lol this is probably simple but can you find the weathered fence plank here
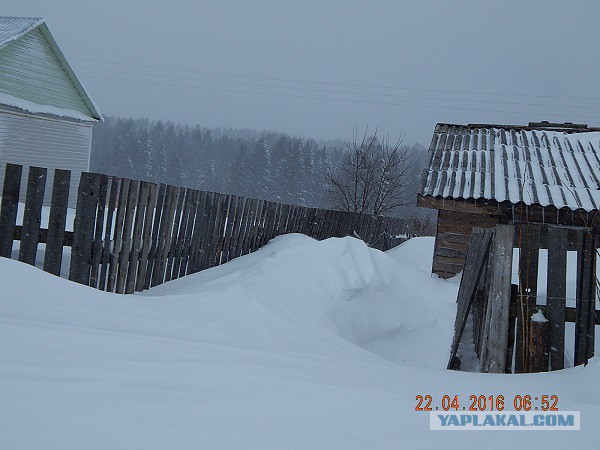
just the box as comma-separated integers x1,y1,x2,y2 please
89,174,108,288
69,172,101,285
516,224,540,373
575,230,596,366
18,166,47,265
145,183,166,290
546,226,567,370
126,181,150,294
107,178,130,292
43,169,71,276
135,182,159,292
480,224,515,373
0,164,23,258
165,188,186,281
98,178,119,290
447,228,493,369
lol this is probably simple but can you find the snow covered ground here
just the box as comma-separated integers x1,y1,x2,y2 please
1,234,599,448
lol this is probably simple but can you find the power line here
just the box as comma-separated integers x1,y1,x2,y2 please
72,56,600,102
73,65,600,111
80,73,600,121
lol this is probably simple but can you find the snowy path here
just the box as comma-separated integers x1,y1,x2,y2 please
1,235,600,448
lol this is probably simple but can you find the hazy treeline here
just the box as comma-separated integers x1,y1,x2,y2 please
90,116,435,233
91,116,334,206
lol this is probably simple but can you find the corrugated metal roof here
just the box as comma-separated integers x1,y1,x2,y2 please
419,123,600,212
0,16,102,121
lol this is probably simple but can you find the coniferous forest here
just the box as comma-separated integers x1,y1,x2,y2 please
90,116,433,232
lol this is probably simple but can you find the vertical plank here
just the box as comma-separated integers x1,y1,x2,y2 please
145,183,166,289
198,192,217,270
0,163,23,258
126,181,150,294
229,195,247,261
575,229,596,366
242,198,258,256
480,224,515,373
106,179,130,292
165,188,186,281
69,172,101,285
187,190,208,273
212,194,229,266
98,178,119,290
19,166,47,265
135,182,159,292
43,169,71,276
89,174,109,287
447,227,494,369
172,188,193,279
152,185,178,287
221,195,238,264
178,189,199,277
515,224,540,373
546,226,567,370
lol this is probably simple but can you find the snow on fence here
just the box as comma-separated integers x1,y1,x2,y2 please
448,223,598,373
0,163,408,293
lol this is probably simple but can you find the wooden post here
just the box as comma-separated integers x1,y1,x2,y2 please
515,224,540,373
18,166,47,265
69,172,101,285
528,311,550,373
480,224,515,374
447,228,493,369
89,174,109,288
98,178,119,290
0,163,23,258
43,169,71,276
575,229,596,366
135,182,159,292
546,226,567,370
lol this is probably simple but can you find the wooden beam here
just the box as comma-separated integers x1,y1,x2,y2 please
417,195,502,215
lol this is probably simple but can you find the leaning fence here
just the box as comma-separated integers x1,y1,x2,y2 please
0,163,409,294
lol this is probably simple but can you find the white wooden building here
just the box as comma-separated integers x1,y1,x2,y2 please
0,16,102,205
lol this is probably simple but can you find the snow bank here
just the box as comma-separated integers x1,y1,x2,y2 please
1,234,599,448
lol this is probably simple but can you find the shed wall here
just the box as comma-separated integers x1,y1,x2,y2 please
432,209,500,278
0,109,92,206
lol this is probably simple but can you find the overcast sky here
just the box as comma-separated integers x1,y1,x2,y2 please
5,1,600,144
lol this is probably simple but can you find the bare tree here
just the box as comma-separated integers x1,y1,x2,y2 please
326,129,416,216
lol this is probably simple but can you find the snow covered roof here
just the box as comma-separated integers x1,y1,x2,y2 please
419,123,600,212
0,16,102,121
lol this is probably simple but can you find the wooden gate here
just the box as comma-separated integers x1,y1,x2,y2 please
448,223,597,373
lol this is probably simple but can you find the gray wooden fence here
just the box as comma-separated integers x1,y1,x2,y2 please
448,223,598,373
0,163,409,294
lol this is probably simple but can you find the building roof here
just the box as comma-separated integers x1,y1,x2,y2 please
0,16,102,121
419,122,600,212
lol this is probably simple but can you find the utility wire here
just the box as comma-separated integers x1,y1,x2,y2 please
80,73,600,121
72,56,600,102
73,65,600,111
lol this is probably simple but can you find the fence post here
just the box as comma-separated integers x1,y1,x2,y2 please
69,172,101,285
528,311,550,372
43,169,71,276
0,164,23,258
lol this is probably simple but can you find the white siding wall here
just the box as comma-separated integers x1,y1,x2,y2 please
0,28,92,118
0,109,92,206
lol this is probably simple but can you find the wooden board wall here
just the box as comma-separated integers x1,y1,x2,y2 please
433,209,500,278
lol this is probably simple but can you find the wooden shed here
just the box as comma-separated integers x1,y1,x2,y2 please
0,17,102,205
417,122,600,278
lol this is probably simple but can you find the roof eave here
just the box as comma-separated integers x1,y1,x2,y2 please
37,22,103,121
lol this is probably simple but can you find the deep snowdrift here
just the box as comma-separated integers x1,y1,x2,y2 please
1,234,599,448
